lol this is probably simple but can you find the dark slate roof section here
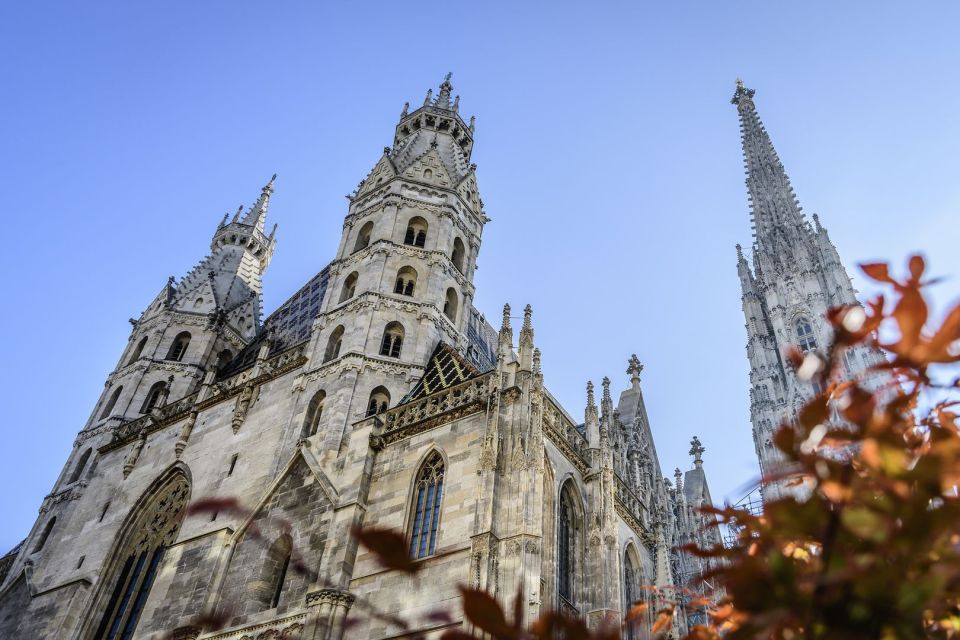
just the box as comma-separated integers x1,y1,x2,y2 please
400,341,481,405
465,306,498,372
217,268,329,380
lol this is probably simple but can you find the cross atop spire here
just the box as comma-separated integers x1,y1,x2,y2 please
731,78,756,106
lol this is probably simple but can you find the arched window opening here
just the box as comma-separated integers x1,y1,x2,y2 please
451,237,466,273
404,216,428,248
353,221,374,253
141,381,167,414
128,337,148,365
69,448,92,484
339,272,359,303
366,386,391,417
100,386,123,420
302,390,326,438
324,326,345,363
558,481,582,610
443,288,459,323
394,266,417,297
623,549,643,640
91,472,189,640
409,451,444,559
796,318,818,352
215,349,233,371
423,168,433,179
166,332,191,362
379,322,404,358
264,535,292,609
33,517,56,553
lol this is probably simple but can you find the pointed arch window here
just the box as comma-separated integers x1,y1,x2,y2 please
558,481,582,609
128,337,148,365
69,448,92,484
302,390,326,438
623,549,643,640
263,534,292,609
100,386,123,420
91,472,188,640
451,237,466,273
379,322,404,358
795,318,818,352
366,386,390,417
353,221,374,253
33,517,56,553
140,381,167,414
324,326,344,363
394,266,417,297
404,216,428,248
409,452,444,559
166,332,191,362
339,272,359,303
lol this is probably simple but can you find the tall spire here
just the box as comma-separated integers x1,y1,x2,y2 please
241,174,276,233
732,80,807,250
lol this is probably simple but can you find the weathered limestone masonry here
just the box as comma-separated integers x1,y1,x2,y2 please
732,80,887,502
0,76,721,639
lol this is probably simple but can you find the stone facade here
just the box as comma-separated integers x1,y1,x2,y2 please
732,80,886,502
0,76,720,639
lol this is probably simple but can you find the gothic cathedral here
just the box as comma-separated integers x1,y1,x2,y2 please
0,75,876,639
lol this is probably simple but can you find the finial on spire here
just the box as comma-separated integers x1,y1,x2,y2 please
241,174,276,232
423,88,433,106
453,95,460,113
602,376,612,405
219,212,229,228
812,213,822,232
521,304,533,333
627,354,643,386
501,303,511,332
533,348,541,375
587,380,596,407
674,467,683,487
435,73,454,108
731,78,756,106
736,243,744,261
689,436,705,466
401,101,409,117
469,115,476,132
232,206,242,223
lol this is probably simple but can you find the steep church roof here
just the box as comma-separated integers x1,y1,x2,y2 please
400,341,481,404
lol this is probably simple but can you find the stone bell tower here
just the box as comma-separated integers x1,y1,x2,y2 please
731,80,884,501
299,73,489,459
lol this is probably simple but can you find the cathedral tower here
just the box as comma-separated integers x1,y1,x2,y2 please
732,80,881,501
298,73,487,460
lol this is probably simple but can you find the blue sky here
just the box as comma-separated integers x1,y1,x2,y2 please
1,2,959,551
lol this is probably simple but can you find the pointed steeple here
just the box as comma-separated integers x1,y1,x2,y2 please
626,354,643,391
736,243,754,291
241,174,276,233
732,80,808,250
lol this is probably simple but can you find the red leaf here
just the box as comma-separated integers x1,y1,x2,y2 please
861,262,894,283
458,586,515,639
351,526,419,575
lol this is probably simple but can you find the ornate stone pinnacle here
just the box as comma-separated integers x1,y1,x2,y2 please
521,304,533,333
736,243,744,261
627,354,643,382
401,101,409,117
501,303,511,331
423,88,432,106
689,436,705,464
453,95,460,113
443,71,452,84
601,376,612,404
586,381,595,407
731,78,756,105
533,348,541,374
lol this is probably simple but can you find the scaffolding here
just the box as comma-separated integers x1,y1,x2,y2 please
722,486,764,548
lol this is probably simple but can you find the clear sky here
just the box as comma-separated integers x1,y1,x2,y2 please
1,2,959,552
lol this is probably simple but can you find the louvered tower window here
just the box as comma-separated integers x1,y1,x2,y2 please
409,452,444,559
